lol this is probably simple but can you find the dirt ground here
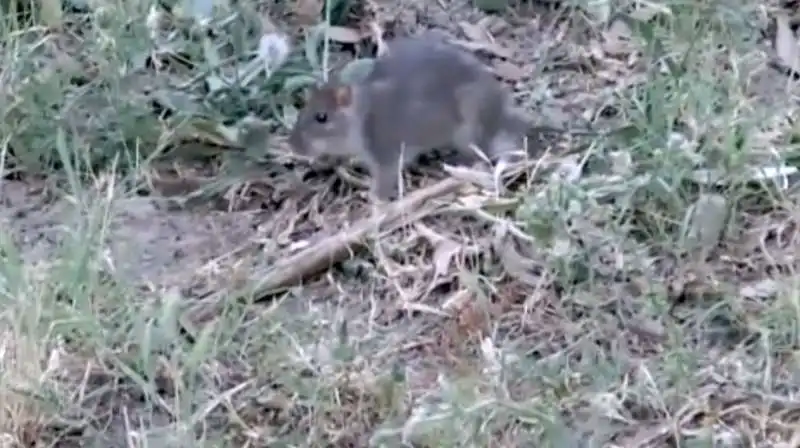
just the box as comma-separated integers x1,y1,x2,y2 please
3,0,800,446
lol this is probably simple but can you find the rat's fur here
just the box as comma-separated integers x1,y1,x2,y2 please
288,36,529,200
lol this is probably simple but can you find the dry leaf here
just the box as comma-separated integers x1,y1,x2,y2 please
443,164,494,189
415,223,462,279
479,337,518,376
492,59,525,81
259,11,280,34
459,21,491,43
40,0,63,27
584,0,611,23
259,33,292,75
602,19,634,56
629,3,670,21
682,193,728,252
292,0,321,25
441,288,473,312
740,278,780,300
775,13,800,73
477,16,508,34
472,0,508,13
366,21,388,56
608,151,633,175
326,26,363,44
432,239,461,279
456,300,487,338
403,302,450,317
450,38,513,60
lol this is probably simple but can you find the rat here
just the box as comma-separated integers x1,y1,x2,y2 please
288,35,554,201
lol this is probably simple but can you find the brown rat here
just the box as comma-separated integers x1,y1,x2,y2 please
288,36,534,200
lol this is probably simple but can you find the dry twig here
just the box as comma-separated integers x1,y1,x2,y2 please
252,177,464,295
180,177,465,335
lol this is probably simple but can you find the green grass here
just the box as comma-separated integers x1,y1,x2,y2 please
0,0,798,446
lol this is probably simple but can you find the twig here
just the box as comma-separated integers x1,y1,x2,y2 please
179,178,465,336
252,177,463,295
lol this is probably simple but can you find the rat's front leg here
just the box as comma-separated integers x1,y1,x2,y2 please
364,135,409,201
370,163,401,201
362,150,401,202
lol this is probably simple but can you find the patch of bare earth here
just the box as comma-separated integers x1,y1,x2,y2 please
2,0,800,446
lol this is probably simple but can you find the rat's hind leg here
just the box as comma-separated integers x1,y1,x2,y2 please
451,84,500,164
451,122,488,164
485,130,524,162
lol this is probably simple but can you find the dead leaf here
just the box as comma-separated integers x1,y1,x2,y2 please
457,300,487,338
459,21,491,43
740,278,781,300
602,19,634,56
492,59,525,81
326,26,363,44
775,13,800,73
626,320,667,342
292,0,321,25
415,223,462,279
365,21,388,56
40,0,63,28
608,151,633,175
450,38,513,60
433,239,461,279
472,0,508,13
403,301,450,317
583,0,611,23
259,11,280,34
477,16,508,34
145,173,205,197
441,288,472,312
495,238,542,287
183,119,240,147
259,33,292,74
443,164,494,190
629,3,670,21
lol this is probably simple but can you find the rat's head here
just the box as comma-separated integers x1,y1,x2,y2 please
288,82,361,158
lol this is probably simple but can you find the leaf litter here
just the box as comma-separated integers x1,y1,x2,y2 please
2,0,800,446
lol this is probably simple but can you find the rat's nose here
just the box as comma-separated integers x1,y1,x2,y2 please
287,128,306,154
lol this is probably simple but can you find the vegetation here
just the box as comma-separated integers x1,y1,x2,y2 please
0,0,798,445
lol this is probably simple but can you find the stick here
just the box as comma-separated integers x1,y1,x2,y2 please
255,177,463,295
180,178,464,334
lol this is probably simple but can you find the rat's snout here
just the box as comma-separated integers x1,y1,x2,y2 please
288,128,329,159
287,127,309,155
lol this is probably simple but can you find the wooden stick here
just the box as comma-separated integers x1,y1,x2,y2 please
180,178,464,335
252,177,464,295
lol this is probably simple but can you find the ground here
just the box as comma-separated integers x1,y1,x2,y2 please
1,0,799,446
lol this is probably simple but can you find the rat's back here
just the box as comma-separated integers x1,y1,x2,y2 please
361,36,505,146
365,36,495,96
358,35,518,161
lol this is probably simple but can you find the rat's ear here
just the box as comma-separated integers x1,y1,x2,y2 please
332,85,353,107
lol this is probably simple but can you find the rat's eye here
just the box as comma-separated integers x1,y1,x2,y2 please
314,112,328,123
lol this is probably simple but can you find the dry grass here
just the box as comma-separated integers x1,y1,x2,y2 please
0,0,799,446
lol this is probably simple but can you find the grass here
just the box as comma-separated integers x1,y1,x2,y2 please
0,0,799,446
